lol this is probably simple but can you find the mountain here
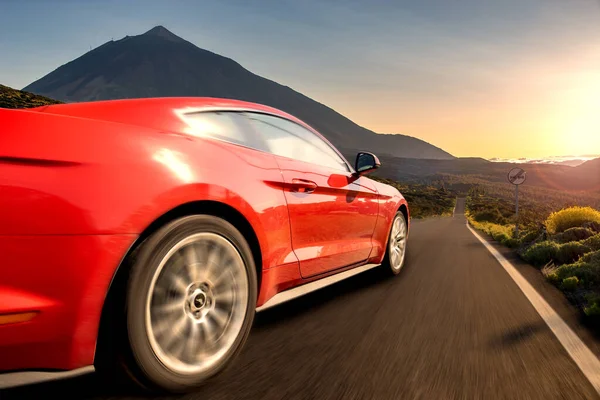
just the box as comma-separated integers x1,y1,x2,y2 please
23,26,453,160
0,84,62,109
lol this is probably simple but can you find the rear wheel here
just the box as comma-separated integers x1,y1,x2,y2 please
381,211,408,275
103,215,257,393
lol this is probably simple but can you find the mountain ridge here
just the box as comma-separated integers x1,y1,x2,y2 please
23,25,454,160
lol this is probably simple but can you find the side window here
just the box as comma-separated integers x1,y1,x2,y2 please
179,111,267,151
244,112,349,172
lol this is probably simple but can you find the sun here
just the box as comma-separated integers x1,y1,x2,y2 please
554,70,600,156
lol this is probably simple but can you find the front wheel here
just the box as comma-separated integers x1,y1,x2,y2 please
381,211,408,275
115,215,257,393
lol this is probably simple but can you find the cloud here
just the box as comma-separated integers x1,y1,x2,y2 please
489,155,599,166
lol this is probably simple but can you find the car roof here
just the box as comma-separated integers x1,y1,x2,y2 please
35,96,305,127
32,96,323,142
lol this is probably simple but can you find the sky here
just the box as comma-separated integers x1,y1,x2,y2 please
1,0,599,160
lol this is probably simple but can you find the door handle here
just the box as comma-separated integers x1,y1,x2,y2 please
290,178,317,193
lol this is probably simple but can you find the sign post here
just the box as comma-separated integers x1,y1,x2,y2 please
507,167,526,236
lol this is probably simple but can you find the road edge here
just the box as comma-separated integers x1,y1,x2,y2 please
466,221,600,395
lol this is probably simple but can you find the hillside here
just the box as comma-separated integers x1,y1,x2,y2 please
22,26,453,160
0,84,62,109
370,154,600,192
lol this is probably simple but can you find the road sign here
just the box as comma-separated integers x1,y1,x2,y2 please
508,167,526,185
507,167,526,236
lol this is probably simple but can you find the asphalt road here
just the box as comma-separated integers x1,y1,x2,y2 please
2,198,600,399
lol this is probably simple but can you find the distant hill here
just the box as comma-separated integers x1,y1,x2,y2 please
0,84,62,109
568,158,600,190
576,158,600,172
373,154,600,192
23,26,454,160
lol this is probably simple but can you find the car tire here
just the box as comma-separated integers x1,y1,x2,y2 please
100,214,257,393
381,211,408,275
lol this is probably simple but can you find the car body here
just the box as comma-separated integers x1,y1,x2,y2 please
0,97,409,392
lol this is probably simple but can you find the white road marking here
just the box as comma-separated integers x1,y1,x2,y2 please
256,263,381,312
467,221,600,395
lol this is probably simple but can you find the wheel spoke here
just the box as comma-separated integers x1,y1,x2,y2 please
210,307,230,332
160,314,188,350
169,273,188,293
170,321,190,360
183,244,200,282
154,300,184,314
206,242,222,271
184,322,201,361
213,286,235,306
152,312,179,337
202,317,217,343
212,267,235,291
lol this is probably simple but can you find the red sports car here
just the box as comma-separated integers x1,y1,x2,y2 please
0,97,409,393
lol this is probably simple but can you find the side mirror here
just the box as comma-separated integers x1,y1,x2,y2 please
354,152,381,176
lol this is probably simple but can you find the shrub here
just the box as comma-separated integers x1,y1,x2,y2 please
581,250,600,265
468,218,528,248
523,241,560,267
520,230,540,244
583,221,600,233
545,206,600,234
561,276,579,291
551,227,595,244
582,234,600,251
584,302,600,317
504,237,521,248
472,208,505,224
551,254,600,286
555,242,591,265
584,294,600,316
553,264,594,285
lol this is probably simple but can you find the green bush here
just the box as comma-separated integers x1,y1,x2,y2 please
561,276,579,291
555,242,591,265
551,227,595,243
545,206,600,234
473,221,520,247
581,250,600,264
504,237,521,248
583,221,600,233
582,234,600,251
545,270,560,284
472,208,505,224
584,302,600,317
492,231,511,244
520,230,540,244
584,294,600,316
552,259,599,286
556,253,600,288
523,241,560,267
